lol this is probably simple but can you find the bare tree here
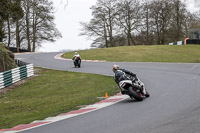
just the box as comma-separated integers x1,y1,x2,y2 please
80,0,195,47
22,0,31,51
31,0,62,51
116,0,142,46
141,0,152,45
80,0,118,48
149,0,173,45
15,0,24,48
0,0,9,42
1,0,62,51
170,0,188,41
80,6,109,48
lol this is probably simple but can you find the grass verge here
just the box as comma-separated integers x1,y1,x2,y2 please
62,45,200,63
0,68,119,129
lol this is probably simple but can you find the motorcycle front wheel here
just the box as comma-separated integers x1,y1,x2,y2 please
128,87,143,101
78,61,81,68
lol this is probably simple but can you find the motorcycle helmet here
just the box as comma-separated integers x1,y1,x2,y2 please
75,52,78,55
112,64,120,72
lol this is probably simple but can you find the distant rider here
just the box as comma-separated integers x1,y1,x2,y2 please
72,52,81,62
112,64,150,97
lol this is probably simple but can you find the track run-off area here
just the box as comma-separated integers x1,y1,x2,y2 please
3,52,200,133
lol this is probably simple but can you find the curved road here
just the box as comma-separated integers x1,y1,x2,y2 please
15,52,200,133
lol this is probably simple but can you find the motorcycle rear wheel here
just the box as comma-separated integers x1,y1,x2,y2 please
128,87,143,101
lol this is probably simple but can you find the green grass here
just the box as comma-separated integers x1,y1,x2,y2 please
0,68,119,129
62,45,200,63
0,45,16,72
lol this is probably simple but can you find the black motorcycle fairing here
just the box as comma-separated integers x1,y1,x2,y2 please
73,57,81,68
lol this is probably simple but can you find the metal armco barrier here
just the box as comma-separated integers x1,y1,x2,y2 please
0,64,34,89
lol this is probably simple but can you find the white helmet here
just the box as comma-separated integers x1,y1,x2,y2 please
112,64,120,72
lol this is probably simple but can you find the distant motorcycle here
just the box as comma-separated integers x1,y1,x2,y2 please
118,75,146,101
73,56,81,68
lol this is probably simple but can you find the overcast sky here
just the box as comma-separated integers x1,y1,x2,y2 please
38,0,200,52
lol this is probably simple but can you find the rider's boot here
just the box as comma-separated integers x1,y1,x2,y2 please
145,91,150,97
141,86,150,98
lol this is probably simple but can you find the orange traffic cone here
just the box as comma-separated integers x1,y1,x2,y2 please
105,92,108,98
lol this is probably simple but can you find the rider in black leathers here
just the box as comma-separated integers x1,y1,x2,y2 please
112,64,150,97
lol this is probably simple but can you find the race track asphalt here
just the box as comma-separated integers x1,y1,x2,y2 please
15,52,200,133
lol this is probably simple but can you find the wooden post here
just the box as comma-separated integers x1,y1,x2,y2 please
17,47,19,53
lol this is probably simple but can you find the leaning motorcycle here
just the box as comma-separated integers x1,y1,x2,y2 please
73,56,81,68
118,75,146,101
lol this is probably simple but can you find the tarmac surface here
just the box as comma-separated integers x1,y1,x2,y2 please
12,52,200,133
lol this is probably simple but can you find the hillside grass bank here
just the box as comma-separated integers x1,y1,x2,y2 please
62,45,200,63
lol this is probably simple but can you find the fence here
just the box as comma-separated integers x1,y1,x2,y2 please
9,47,31,53
169,38,200,45
15,59,29,67
0,61,34,90
186,39,200,44
169,41,184,45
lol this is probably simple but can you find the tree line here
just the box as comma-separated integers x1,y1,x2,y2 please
80,0,200,48
0,0,61,52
